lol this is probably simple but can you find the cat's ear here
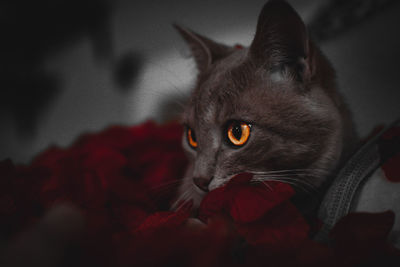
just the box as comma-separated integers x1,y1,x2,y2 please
250,0,314,80
174,24,232,73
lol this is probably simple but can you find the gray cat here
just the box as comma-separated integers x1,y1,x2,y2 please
174,0,358,210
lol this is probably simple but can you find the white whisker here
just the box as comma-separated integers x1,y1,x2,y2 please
171,187,192,211
259,181,273,191
249,168,328,176
251,174,318,194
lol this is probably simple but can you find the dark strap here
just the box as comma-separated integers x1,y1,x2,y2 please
314,121,399,243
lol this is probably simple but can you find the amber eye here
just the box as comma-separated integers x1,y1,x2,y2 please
227,121,251,146
187,128,198,149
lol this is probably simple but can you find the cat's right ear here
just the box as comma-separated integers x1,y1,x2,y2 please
173,24,232,73
249,0,314,81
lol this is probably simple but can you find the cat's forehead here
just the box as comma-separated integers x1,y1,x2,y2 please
183,49,298,126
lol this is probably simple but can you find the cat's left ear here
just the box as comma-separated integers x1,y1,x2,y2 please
174,24,233,73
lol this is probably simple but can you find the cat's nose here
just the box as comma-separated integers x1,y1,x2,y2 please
193,176,211,192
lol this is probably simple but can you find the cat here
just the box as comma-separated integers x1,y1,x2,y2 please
174,0,358,210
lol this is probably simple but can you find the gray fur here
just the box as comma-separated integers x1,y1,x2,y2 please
174,0,358,209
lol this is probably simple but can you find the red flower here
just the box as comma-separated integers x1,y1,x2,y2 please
199,173,309,248
2,120,399,266
134,207,190,236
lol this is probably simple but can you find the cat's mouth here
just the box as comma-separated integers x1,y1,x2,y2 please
194,172,253,192
207,172,250,191
192,174,236,193
183,168,324,211
190,175,229,196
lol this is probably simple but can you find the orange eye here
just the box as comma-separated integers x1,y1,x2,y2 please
227,122,251,146
187,128,198,148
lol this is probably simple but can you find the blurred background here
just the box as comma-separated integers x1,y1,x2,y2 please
0,0,399,164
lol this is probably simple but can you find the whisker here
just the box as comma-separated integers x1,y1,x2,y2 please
171,188,192,211
259,181,273,191
149,179,184,201
249,169,328,180
151,178,183,191
249,168,328,176
252,175,318,194
251,178,298,191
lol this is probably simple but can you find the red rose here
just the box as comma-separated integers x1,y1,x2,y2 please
199,173,309,249
4,120,399,266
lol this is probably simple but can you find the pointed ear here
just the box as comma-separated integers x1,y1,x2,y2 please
250,0,313,80
173,24,233,73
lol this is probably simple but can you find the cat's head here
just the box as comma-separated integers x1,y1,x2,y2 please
175,0,347,208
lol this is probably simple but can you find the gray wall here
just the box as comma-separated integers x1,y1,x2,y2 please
1,0,399,164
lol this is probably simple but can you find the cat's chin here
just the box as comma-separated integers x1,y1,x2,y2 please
174,175,235,210
208,178,226,192
191,187,207,209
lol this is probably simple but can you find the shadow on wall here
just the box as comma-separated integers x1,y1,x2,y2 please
0,0,142,139
309,0,400,134
308,0,398,43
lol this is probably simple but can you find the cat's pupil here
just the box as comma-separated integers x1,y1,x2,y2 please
232,124,242,140
191,129,197,142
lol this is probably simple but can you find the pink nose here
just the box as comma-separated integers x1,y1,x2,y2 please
193,177,211,192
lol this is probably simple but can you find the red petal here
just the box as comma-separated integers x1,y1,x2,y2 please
230,181,295,223
198,186,228,223
225,172,253,188
199,173,254,220
134,209,190,235
382,153,400,182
